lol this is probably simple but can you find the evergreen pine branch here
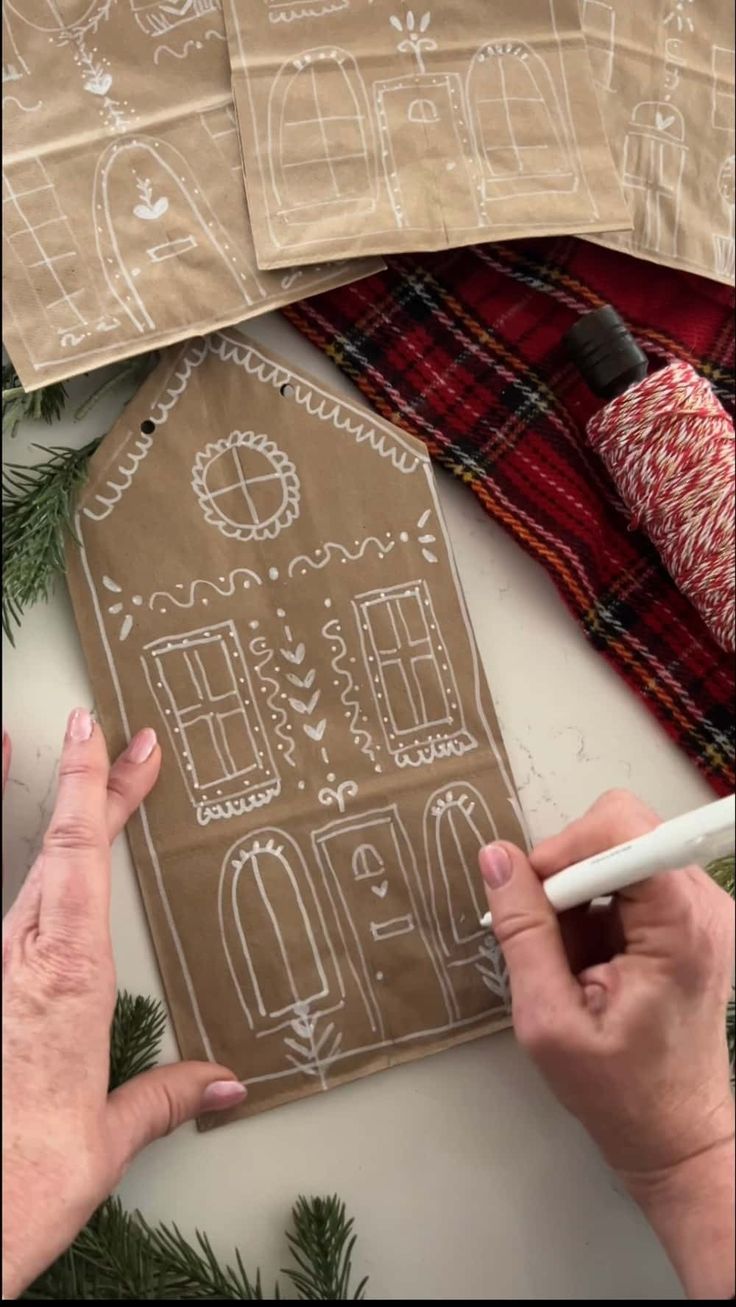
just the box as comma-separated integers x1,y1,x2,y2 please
3,363,67,439
708,855,735,898
2,437,102,643
284,1196,368,1301
109,992,167,1092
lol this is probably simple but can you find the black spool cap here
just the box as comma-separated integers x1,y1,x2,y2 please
564,304,648,401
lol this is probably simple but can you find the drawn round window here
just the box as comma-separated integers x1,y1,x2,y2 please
192,430,300,542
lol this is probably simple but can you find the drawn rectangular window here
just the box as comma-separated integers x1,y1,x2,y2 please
142,620,279,826
353,581,477,768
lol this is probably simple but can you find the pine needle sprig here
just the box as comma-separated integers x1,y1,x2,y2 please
2,436,102,642
284,1196,368,1301
109,992,167,1092
3,363,67,440
23,993,368,1300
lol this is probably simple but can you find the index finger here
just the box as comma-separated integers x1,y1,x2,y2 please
39,707,111,940
530,789,660,877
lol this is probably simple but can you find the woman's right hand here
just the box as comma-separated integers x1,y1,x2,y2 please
479,790,735,1300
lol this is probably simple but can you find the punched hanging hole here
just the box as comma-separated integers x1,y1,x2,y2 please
280,382,295,399
140,419,155,434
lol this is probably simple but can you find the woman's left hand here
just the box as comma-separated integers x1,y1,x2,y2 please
2,709,247,1299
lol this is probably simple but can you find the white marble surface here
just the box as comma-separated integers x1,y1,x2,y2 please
3,314,709,1299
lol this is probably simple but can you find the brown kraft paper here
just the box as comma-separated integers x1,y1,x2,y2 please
65,329,528,1127
2,1,381,391
223,0,632,269
581,0,735,284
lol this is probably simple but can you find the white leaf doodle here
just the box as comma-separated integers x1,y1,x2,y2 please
370,879,389,899
305,720,327,742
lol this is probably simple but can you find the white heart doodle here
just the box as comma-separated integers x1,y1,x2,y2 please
133,197,169,221
371,880,389,899
281,643,305,665
655,111,676,132
286,668,316,690
289,691,321,716
304,719,327,742
83,74,112,96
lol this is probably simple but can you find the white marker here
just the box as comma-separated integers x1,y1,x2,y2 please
479,794,735,928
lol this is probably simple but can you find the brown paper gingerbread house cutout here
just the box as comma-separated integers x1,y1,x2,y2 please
66,330,527,1124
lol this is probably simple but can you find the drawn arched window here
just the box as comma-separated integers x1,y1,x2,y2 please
424,785,497,955
268,47,377,224
93,135,256,335
622,102,687,257
408,98,440,124
467,41,576,202
219,830,337,1033
191,430,301,542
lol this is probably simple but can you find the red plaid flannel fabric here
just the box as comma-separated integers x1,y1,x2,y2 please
283,237,735,795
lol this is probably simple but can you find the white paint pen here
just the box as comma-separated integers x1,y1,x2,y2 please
479,794,735,928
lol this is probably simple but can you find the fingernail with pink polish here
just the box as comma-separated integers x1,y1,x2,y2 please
480,844,513,890
125,728,157,765
67,708,94,744
200,1080,247,1112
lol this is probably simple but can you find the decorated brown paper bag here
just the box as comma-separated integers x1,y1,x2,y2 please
581,0,735,283
222,0,632,269
65,329,527,1126
1,2,380,392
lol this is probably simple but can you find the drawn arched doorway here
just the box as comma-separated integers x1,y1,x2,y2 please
467,41,577,209
268,46,377,235
219,829,340,1035
93,134,257,334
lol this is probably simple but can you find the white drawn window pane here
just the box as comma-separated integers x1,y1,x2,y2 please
657,142,680,193
203,447,285,530
156,649,202,713
236,849,327,1018
396,593,429,647
623,134,654,188
382,661,421,732
219,709,258,776
193,640,238,702
439,802,488,945
365,601,400,654
183,717,226,788
411,654,449,725
508,101,558,173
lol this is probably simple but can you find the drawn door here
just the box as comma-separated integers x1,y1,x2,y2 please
374,74,478,229
423,784,509,1020
353,580,476,767
467,42,577,206
621,103,686,257
268,47,377,231
313,807,454,1041
93,135,256,335
142,620,280,825
219,830,342,1037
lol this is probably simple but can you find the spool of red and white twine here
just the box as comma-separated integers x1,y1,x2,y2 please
586,359,735,653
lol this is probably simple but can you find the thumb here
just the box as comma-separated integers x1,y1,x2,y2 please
479,841,578,1019
106,1062,247,1169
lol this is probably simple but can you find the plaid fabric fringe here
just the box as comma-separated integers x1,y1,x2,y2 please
283,236,735,796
